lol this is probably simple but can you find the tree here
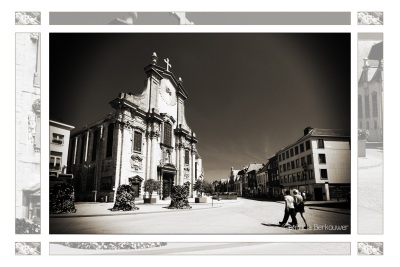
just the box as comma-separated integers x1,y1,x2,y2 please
143,179,161,197
203,181,215,195
193,179,204,197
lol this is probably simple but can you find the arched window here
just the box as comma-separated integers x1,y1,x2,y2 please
106,123,114,158
133,131,142,152
163,123,172,147
358,95,363,119
365,95,370,118
372,92,378,117
92,129,99,161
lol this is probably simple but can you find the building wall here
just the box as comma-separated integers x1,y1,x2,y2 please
49,121,74,174
15,33,41,219
278,133,350,200
311,138,351,185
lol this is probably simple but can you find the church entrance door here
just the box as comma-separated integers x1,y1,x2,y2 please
162,173,174,200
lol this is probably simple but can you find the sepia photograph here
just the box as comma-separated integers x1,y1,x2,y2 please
49,33,351,234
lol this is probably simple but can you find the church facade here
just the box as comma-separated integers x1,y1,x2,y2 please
68,53,203,202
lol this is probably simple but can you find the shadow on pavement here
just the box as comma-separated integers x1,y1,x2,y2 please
305,202,350,210
261,223,282,228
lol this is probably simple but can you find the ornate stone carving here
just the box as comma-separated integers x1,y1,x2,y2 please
150,131,160,138
130,154,143,170
184,166,190,180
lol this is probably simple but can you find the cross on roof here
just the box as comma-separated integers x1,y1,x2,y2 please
164,58,172,71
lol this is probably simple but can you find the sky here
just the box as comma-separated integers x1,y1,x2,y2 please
50,33,350,181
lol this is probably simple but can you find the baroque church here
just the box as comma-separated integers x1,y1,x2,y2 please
68,52,203,202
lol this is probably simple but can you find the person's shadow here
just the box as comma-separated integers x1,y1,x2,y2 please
261,223,286,228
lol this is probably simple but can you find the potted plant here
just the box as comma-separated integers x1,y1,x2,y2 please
194,179,208,203
143,179,160,204
358,129,369,157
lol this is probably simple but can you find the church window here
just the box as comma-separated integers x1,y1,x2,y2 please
86,167,95,191
185,150,190,164
365,95,370,118
50,151,62,170
286,151,289,158
164,123,172,147
79,135,86,164
290,148,294,157
372,92,378,117
106,123,114,158
358,95,363,119
92,129,99,161
295,146,299,155
133,131,142,152
68,138,76,166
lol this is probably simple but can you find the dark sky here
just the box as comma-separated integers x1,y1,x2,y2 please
50,33,350,181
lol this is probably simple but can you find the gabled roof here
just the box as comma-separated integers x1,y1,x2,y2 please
144,63,189,100
258,164,268,173
246,163,264,173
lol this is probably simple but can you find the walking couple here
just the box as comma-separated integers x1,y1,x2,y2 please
279,189,308,229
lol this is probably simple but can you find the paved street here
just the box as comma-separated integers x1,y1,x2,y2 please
358,148,383,234
50,198,350,234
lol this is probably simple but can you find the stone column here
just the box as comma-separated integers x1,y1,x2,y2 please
145,132,151,180
175,141,180,185
150,132,158,180
191,149,196,197
179,145,185,186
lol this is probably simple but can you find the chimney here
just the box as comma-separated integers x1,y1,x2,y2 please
304,126,313,136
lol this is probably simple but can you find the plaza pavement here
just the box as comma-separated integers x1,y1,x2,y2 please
50,197,349,218
357,148,383,234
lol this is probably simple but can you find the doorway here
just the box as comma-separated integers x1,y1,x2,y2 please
162,172,174,200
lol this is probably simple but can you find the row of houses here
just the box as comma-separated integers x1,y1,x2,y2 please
228,127,350,201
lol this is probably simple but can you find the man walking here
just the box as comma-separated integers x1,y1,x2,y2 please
293,189,308,229
279,190,297,228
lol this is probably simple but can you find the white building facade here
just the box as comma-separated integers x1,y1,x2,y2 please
69,53,203,201
49,120,74,176
278,127,350,201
